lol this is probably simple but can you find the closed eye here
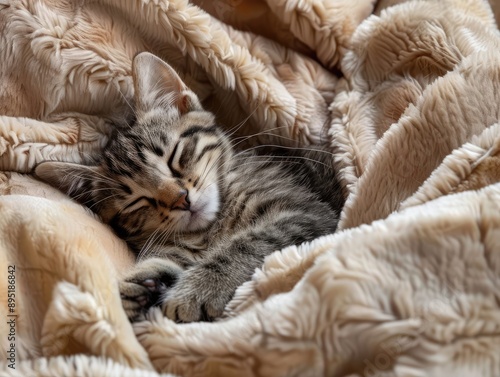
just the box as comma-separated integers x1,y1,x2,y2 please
124,196,157,211
195,143,220,163
193,176,200,187
168,143,182,178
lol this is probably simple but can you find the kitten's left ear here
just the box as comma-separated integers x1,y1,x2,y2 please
132,52,202,115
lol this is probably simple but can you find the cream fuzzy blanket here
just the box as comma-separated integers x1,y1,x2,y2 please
1,0,500,376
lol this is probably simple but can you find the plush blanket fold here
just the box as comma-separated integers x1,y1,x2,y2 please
1,0,500,376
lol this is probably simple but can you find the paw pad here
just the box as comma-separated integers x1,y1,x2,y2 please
141,278,158,292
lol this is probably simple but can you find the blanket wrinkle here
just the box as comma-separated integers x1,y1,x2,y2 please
258,0,377,69
1,0,342,173
2,0,500,376
400,123,500,209
192,0,315,58
133,184,500,377
338,48,500,229
0,355,176,377
331,0,500,194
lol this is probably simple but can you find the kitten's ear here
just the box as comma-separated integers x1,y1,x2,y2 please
132,52,202,115
35,161,100,203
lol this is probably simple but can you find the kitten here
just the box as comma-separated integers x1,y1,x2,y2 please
35,52,345,323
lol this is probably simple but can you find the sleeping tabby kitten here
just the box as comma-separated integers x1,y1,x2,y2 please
35,52,344,322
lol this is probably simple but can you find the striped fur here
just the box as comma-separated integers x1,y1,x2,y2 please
35,52,345,322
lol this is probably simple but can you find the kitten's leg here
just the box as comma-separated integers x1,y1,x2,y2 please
162,236,277,323
163,209,338,322
225,240,337,316
120,257,183,322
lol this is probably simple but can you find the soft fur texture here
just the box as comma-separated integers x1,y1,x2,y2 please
1,0,500,376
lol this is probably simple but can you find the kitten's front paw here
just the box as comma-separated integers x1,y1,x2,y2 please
162,269,235,323
120,279,161,322
119,258,183,322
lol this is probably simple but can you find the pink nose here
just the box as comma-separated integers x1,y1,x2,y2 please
172,190,190,211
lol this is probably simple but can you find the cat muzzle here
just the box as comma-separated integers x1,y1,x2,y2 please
172,190,191,211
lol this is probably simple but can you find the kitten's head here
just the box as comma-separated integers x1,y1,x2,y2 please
36,52,232,247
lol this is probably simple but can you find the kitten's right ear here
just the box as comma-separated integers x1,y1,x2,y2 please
132,52,202,116
35,161,100,203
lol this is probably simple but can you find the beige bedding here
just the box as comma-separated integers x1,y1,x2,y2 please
1,0,500,375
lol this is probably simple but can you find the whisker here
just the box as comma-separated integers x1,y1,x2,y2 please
189,105,263,179
72,186,122,200
137,227,163,262
196,149,220,191
222,105,261,139
230,126,298,147
88,193,121,209
234,143,336,159
193,127,312,189
117,91,136,131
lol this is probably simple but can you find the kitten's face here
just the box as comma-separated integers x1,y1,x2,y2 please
100,109,230,239
35,52,232,247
